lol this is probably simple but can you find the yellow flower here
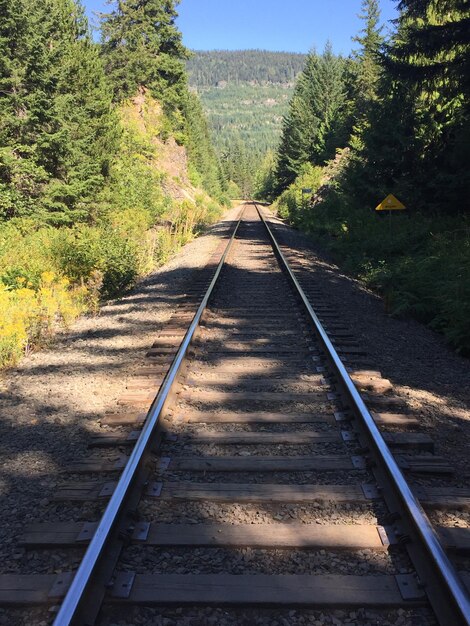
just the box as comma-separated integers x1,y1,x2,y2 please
41,271,56,285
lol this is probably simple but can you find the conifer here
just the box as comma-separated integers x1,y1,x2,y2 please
274,44,346,193
100,0,189,111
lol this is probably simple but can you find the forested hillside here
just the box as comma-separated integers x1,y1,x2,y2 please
0,0,228,368
187,50,306,86
187,50,306,196
261,0,470,354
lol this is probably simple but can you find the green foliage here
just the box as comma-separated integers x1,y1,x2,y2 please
99,2,225,201
187,50,307,87
0,0,225,367
349,0,384,130
221,137,259,198
377,0,470,213
100,0,189,122
0,0,118,225
272,163,323,223
49,225,139,298
274,44,348,194
99,96,169,223
0,185,223,366
254,150,277,202
296,180,470,353
183,91,225,199
270,0,470,353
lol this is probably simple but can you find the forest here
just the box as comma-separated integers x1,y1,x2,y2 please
255,0,470,354
1,0,468,365
187,51,306,196
0,0,230,368
187,50,307,86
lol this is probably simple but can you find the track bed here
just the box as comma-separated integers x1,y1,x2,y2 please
3,204,469,626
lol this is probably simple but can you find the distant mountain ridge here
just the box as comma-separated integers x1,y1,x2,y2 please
187,50,307,161
187,50,307,87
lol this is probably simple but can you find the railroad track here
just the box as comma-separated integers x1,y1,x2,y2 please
3,203,470,626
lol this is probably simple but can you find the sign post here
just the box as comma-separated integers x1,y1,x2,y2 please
375,194,407,246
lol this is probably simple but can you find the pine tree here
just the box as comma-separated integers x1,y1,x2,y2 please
41,0,118,223
307,43,347,162
351,0,384,116
389,0,469,93
0,0,117,223
381,0,470,212
254,150,277,201
0,0,49,218
184,91,224,198
274,65,318,191
274,44,346,193
100,0,189,113
221,137,256,198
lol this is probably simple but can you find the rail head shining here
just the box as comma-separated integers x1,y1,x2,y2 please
255,203,470,626
53,210,244,626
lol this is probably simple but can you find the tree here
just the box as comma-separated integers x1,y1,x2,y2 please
389,0,469,93
351,0,384,118
274,44,347,193
254,150,277,201
184,91,224,198
0,0,117,224
380,0,470,211
100,0,189,114
221,137,257,198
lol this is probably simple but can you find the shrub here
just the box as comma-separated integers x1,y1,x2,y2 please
0,272,85,368
276,171,470,354
273,163,323,224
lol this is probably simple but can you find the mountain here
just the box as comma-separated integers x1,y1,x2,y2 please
187,50,307,157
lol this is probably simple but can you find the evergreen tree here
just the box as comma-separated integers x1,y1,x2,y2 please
100,0,189,116
274,44,346,193
254,150,277,201
42,0,118,223
221,137,256,198
0,0,46,218
184,91,224,198
0,0,117,223
274,66,318,191
351,0,384,119
376,0,469,212
389,0,469,93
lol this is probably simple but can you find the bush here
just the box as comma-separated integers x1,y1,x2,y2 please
276,171,470,354
0,272,86,368
50,225,140,299
273,163,323,224
99,232,139,298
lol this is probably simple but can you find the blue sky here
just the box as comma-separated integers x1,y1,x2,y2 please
84,0,399,55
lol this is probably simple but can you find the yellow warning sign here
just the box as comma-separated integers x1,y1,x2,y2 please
375,194,406,211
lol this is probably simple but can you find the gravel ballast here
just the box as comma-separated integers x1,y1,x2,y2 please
0,203,466,626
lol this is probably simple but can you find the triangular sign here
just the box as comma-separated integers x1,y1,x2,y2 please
375,194,406,211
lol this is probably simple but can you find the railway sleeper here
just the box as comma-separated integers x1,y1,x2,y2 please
50,480,470,509
19,521,470,553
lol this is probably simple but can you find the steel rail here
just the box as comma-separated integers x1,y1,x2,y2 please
53,209,245,626
255,203,470,626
